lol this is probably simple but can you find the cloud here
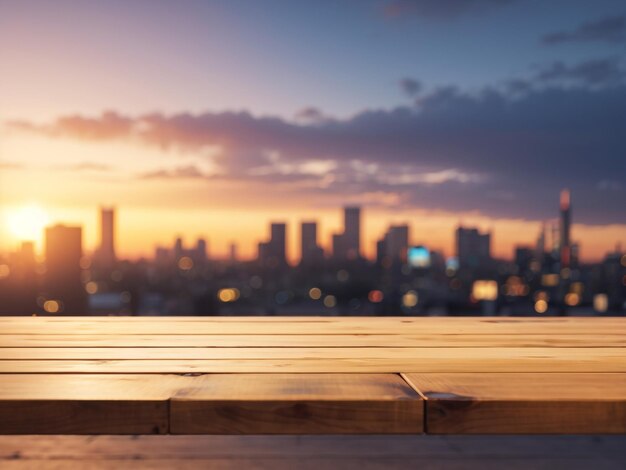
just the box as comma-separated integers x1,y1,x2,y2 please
542,15,626,45
294,107,330,124
535,58,625,86
399,78,422,97
55,162,113,172
138,165,209,180
9,111,133,141
504,78,534,94
7,84,626,225
597,180,623,192
0,162,23,170
384,0,518,19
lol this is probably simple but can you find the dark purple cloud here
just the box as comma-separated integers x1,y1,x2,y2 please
535,58,625,86
6,84,626,225
399,78,422,97
542,15,626,45
294,107,330,123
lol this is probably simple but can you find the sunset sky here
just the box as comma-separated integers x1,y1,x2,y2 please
1,0,625,262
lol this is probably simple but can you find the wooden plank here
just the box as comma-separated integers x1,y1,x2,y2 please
1,333,624,348
1,348,624,373
1,347,625,361
0,374,184,434
170,373,422,434
2,316,624,324
5,316,624,322
0,317,624,335
403,373,626,434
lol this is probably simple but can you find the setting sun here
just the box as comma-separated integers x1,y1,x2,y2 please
5,204,50,244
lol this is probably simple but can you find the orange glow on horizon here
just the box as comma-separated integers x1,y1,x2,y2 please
0,202,624,264
4,204,50,248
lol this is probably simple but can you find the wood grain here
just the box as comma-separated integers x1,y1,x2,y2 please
0,347,623,373
0,374,183,434
170,374,422,434
0,317,624,435
1,333,624,348
2,346,623,360
0,317,624,335
403,373,626,434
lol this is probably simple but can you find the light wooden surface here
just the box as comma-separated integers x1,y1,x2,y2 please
171,374,422,434
0,374,179,434
404,373,626,434
0,316,624,435
4,333,625,347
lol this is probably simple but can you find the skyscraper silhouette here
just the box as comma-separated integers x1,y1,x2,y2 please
96,207,116,268
560,189,571,268
383,225,409,264
258,222,287,267
456,226,491,269
300,221,323,266
332,206,361,261
45,224,86,315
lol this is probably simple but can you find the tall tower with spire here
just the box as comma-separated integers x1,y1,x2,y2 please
559,189,571,268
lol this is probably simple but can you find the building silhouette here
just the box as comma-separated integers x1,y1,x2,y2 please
300,221,324,266
44,224,86,315
96,207,116,268
258,222,287,267
378,225,409,265
456,225,491,269
560,189,571,268
196,238,208,264
169,237,209,267
332,206,361,261
174,237,184,261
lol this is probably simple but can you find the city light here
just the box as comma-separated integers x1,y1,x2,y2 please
85,282,98,294
368,290,384,303
541,274,560,287
218,288,240,303
565,292,580,307
178,256,194,271
504,276,529,297
534,299,548,314
402,290,419,308
323,295,336,308
309,287,322,300
593,294,609,313
446,257,459,273
408,246,430,268
472,280,498,301
43,300,61,313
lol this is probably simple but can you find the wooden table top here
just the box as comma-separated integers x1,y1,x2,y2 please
0,316,625,435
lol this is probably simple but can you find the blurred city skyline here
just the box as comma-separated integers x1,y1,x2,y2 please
0,190,622,265
1,0,625,262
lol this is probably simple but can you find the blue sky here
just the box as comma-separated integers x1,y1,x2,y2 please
2,0,624,118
